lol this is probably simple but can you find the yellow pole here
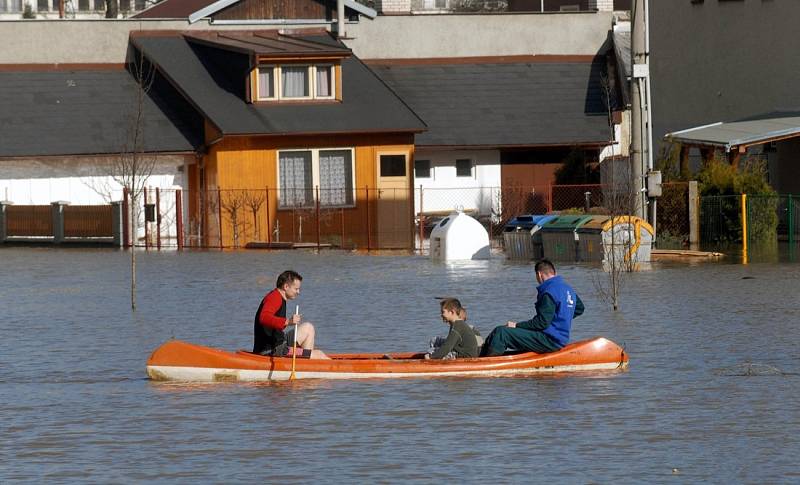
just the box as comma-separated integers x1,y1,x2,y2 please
741,194,748,265
289,305,298,380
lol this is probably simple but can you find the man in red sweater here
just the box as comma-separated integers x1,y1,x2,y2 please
253,270,328,359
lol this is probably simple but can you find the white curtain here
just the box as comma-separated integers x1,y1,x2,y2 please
319,150,353,206
282,66,309,98
279,151,313,207
316,66,332,97
258,68,274,98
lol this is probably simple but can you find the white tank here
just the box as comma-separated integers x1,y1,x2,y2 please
429,210,490,261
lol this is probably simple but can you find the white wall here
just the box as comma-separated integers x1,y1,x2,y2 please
0,154,191,244
413,149,501,217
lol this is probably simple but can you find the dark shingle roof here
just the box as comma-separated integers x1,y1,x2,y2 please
132,33,426,136
369,59,611,147
0,69,202,158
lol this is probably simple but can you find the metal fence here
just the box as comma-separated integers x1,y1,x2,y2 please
700,194,800,248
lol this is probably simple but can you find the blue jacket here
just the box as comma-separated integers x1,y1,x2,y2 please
536,275,582,347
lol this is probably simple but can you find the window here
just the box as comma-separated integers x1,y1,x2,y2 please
94,0,104,10
119,0,130,10
281,66,310,99
455,159,473,177
255,64,336,102
258,66,275,100
316,65,333,98
78,0,89,10
380,155,406,177
414,160,431,179
278,148,355,208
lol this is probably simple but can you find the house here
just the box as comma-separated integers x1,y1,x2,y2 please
650,0,800,192
368,54,613,218
130,29,425,248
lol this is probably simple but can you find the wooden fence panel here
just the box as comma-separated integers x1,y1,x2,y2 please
6,206,53,237
64,205,113,238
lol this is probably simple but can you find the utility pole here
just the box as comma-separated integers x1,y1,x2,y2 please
630,0,655,223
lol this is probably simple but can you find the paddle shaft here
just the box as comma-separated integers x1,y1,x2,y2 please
290,305,299,380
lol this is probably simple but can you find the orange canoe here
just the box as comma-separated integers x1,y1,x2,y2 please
146,337,628,382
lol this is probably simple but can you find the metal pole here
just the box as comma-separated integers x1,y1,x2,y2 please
156,187,161,250
789,194,794,246
316,186,321,250
143,188,149,250
547,184,553,213
217,190,223,249
366,187,371,251
741,194,748,265
122,187,130,248
266,187,271,244
418,185,424,254
176,189,184,250
341,207,346,249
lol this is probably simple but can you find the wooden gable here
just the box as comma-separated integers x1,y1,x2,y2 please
213,0,336,21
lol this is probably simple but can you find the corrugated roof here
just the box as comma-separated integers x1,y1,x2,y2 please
0,69,201,158
664,111,800,150
369,59,611,148
132,33,426,136
184,30,351,57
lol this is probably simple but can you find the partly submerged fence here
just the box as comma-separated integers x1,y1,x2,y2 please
701,194,800,248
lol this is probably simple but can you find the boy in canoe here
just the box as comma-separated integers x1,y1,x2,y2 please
425,298,480,359
480,259,583,357
253,270,329,359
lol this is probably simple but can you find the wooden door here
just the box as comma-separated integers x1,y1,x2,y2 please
376,152,412,249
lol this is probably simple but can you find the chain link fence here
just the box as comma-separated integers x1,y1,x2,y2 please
700,194,799,250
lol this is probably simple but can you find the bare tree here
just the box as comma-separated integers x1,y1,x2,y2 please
592,71,640,310
220,190,249,248
114,49,158,311
242,190,266,241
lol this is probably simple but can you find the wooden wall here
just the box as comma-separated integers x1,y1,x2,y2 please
197,133,415,248
213,0,334,21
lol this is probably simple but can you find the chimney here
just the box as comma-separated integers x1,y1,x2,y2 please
588,0,614,11
337,0,346,38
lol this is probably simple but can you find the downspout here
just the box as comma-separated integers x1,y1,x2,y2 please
337,0,345,38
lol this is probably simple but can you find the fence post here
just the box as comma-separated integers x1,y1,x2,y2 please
366,187,371,251
156,187,161,250
547,184,553,213
122,187,129,248
51,201,68,244
688,181,699,249
418,185,424,254
341,207,346,249
741,193,748,264
143,189,150,250
265,187,271,244
316,185,321,250
176,189,184,250
789,194,794,246
0,201,10,243
111,201,124,247
217,190,223,249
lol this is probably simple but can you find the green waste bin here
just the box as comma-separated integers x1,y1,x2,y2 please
540,215,593,261
576,215,612,262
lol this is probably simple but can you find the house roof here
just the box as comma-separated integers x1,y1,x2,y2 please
664,111,800,151
0,68,202,158
133,0,376,22
183,30,351,58
368,57,611,148
131,32,426,137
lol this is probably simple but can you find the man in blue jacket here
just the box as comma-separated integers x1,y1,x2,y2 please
481,259,584,356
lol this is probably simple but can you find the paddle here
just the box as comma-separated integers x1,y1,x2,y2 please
289,305,299,380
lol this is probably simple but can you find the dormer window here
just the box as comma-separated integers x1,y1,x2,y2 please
255,63,337,102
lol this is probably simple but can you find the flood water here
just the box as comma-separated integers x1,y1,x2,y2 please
2,247,799,483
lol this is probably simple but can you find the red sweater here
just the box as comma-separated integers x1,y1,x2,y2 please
256,289,287,331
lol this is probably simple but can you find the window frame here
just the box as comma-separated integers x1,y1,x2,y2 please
378,153,408,178
277,147,357,209
314,64,335,100
279,64,312,100
455,158,474,178
256,65,277,101
255,63,337,102
414,159,432,179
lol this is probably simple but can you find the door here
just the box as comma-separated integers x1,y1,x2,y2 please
376,152,412,249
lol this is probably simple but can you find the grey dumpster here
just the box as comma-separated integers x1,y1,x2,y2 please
540,215,593,261
503,215,555,260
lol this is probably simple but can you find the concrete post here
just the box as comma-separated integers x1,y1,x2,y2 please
51,201,69,244
688,181,699,249
0,201,11,243
112,201,124,247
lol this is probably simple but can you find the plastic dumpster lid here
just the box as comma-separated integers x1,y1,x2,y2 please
534,215,557,227
576,215,612,232
601,215,654,235
541,214,593,229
